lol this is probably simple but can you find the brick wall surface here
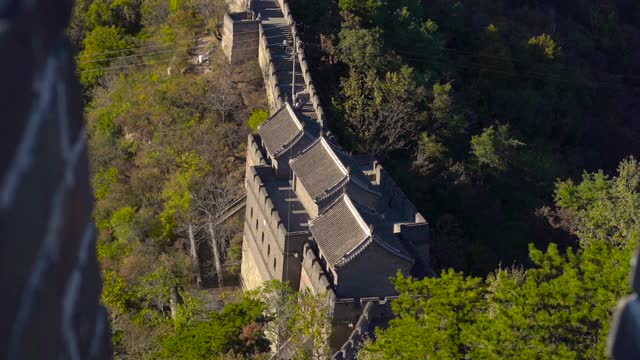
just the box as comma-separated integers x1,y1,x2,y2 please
1,1,111,359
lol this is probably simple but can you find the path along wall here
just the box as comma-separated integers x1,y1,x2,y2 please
254,0,327,127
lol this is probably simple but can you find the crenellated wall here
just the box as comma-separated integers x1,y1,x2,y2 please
237,1,431,357
373,161,425,222
331,296,397,360
257,22,285,112
278,0,327,128
300,243,336,295
246,134,268,170
300,243,403,357
232,0,329,127
243,164,309,290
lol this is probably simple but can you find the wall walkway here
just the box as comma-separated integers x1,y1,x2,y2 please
253,0,326,131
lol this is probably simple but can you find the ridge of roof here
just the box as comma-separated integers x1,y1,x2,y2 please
290,136,349,172
350,173,381,196
335,237,374,267
322,140,381,196
284,102,305,131
319,137,348,176
371,235,415,263
316,195,413,267
343,194,371,237
309,192,349,225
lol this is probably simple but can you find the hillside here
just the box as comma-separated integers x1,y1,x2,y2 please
292,0,640,274
71,0,272,356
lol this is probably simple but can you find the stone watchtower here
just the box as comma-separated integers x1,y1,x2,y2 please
221,12,260,64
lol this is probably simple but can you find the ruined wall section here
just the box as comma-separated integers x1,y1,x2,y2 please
1,0,111,358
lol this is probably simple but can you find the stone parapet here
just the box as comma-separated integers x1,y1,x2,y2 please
257,22,284,112
245,166,289,244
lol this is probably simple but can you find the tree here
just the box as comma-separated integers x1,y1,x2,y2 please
362,270,485,359
337,26,387,73
528,34,562,60
290,291,333,360
412,132,445,175
361,158,639,359
155,297,270,358
78,25,134,88
208,59,243,122
470,123,524,172
247,280,298,351
468,242,630,359
246,109,269,132
192,181,239,288
549,157,640,248
338,0,384,20
340,66,427,155
193,0,227,34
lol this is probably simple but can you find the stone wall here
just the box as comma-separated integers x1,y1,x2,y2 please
246,134,268,172
1,0,111,358
278,0,327,128
331,298,396,360
222,12,260,64
257,22,285,112
300,243,335,294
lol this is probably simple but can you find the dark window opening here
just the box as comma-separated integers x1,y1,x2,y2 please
273,258,276,270
261,232,264,244
267,244,271,255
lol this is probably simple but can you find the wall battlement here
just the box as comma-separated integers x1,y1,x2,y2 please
246,166,289,242
257,22,284,112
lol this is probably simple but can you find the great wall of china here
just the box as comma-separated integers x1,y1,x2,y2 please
222,1,431,358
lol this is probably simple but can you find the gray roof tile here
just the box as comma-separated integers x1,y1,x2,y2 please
290,137,348,200
258,103,306,157
309,195,413,267
290,137,378,201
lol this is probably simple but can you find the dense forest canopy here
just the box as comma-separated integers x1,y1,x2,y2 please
291,0,640,274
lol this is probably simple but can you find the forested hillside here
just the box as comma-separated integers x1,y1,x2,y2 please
69,0,272,357
291,0,640,274
283,1,640,357
360,158,639,359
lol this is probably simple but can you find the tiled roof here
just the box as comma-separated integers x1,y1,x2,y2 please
290,137,378,201
258,103,307,157
309,195,413,267
290,137,348,200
